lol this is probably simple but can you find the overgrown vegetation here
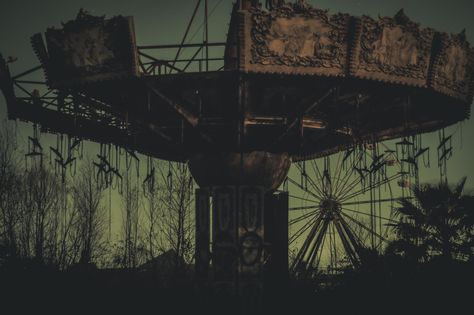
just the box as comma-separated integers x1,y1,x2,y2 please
0,122,195,273
386,177,474,262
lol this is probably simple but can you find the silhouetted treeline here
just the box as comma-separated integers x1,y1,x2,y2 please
0,123,194,273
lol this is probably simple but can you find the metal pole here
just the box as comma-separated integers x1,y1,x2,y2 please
205,0,209,72
172,0,202,69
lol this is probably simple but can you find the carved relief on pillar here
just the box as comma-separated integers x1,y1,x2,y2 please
247,4,350,76
212,187,238,282
238,186,264,277
351,10,435,87
195,189,211,278
209,186,266,293
430,31,474,102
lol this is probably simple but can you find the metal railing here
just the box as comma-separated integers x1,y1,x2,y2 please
137,42,227,75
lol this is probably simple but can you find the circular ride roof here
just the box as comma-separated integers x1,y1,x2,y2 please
1,4,473,162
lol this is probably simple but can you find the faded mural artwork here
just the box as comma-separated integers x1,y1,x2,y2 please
266,17,333,59
41,10,138,86
433,32,474,101
356,11,435,85
246,5,472,98
58,27,116,69
369,26,419,67
441,45,467,82
249,4,349,72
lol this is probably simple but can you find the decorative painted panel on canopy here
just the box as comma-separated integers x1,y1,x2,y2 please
228,3,474,104
430,31,474,103
350,10,435,87
33,9,139,88
244,4,351,76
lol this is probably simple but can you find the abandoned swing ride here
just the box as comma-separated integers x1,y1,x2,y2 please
0,0,473,308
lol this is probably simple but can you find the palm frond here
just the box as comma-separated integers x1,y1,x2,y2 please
454,177,467,198
395,199,424,222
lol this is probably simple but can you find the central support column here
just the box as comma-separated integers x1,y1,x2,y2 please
195,186,289,313
190,151,291,312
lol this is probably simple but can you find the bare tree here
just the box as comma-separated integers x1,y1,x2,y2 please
57,185,81,269
160,163,195,271
22,164,61,264
71,160,107,266
0,122,22,261
118,173,143,268
143,177,165,261
0,121,197,273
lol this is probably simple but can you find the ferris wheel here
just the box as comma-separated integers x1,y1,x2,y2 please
285,138,432,276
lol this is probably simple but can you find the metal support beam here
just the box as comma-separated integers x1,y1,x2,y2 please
172,0,202,69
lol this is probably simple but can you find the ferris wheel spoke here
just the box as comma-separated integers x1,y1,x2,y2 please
337,214,364,247
287,176,322,200
322,156,333,195
289,213,321,246
340,212,388,244
340,207,398,224
329,222,338,268
310,159,328,195
305,219,330,271
333,219,360,267
289,209,319,226
339,215,373,266
332,156,357,198
295,162,326,198
342,173,398,201
336,146,389,200
299,222,326,274
305,173,327,200
331,151,347,196
310,159,324,184
332,165,359,199
289,205,319,211
340,173,402,203
291,213,324,268
336,174,365,201
341,197,404,207
315,222,330,271
284,193,318,204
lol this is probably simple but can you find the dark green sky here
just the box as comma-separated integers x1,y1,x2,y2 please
1,0,474,189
